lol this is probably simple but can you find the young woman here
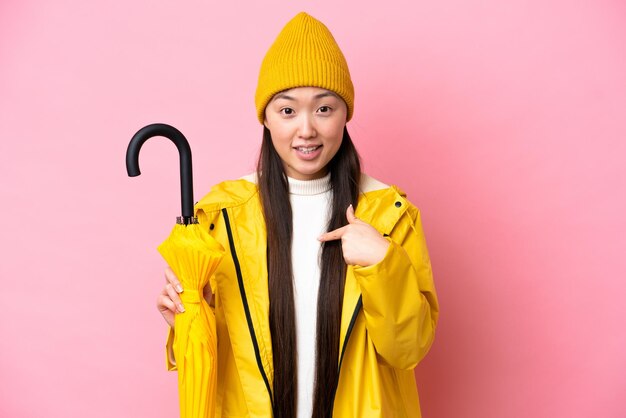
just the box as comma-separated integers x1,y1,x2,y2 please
156,12,439,418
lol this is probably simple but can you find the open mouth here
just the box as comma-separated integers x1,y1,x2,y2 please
294,145,322,154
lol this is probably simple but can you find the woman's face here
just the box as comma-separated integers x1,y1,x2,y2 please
264,86,347,180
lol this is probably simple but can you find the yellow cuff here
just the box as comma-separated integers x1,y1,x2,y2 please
165,326,177,371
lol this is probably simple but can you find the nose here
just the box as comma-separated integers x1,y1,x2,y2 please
297,114,317,139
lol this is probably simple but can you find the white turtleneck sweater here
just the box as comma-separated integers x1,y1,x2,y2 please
287,173,332,418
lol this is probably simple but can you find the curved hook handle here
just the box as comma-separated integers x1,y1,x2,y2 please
126,123,194,224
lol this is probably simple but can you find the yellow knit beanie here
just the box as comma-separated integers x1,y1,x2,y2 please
255,12,355,124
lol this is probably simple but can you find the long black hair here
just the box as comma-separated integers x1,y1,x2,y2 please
256,124,361,418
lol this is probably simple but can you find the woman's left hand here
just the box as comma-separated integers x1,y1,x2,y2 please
318,205,390,267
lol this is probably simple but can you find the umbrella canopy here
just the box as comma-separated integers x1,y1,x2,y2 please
127,123,224,417
158,221,223,417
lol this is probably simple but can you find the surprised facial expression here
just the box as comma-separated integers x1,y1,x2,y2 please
264,87,348,180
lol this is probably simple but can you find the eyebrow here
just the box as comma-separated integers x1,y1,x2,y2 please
315,92,339,100
272,91,339,102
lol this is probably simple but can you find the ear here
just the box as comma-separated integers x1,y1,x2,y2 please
263,108,269,129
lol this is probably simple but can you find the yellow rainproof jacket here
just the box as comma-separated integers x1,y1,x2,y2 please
165,174,439,417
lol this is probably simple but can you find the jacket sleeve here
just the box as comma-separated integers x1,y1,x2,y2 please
165,326,177,371
353,206,439,370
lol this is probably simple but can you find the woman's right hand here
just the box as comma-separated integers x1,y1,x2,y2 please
156,266,213,328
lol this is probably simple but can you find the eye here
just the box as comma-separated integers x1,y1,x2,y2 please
318,106,331,113
280,107,295,116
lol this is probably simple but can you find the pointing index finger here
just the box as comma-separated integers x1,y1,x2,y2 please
318,225,349,242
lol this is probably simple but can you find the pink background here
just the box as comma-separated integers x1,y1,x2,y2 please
1,0,625,417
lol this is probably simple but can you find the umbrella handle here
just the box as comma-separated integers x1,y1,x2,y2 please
126,123,195,224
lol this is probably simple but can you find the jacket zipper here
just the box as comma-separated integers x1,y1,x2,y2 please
222,208,275,413
330,295,363,415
